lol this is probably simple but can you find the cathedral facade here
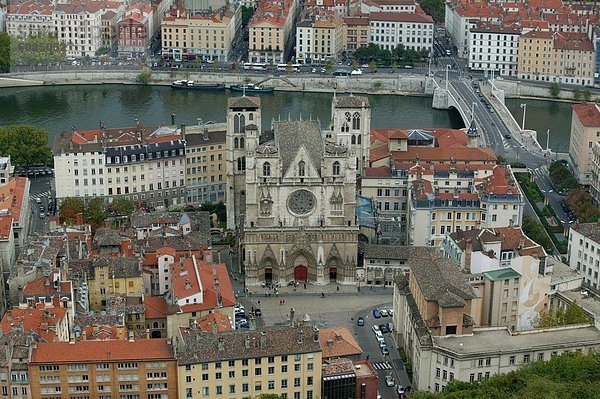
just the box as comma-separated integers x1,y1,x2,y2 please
226,95,371,286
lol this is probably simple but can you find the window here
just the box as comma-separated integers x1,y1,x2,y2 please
523,354,530,363
509,356,516,365
263,162,271,176
332,161,340,176
298,161,305,177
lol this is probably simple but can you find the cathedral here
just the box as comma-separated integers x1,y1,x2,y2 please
226,94,371,286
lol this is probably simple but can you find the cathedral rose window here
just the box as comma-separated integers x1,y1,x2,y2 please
288,190,315,215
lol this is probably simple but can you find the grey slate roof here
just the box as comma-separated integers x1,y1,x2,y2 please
185,130,226,147
228,96,261,109
333,95,370,108
406,247,474,307
394,274,433,348
363,244,408,260
178,326,321,365
273,120,323,175
572,222,600,244
92,256,141,279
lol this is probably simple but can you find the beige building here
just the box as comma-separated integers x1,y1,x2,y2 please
227,95,368,286
53,2,105,57
342,16,369,52
569,102,600,186
568,222,600,290
295,16,343,64
518,30,596,86
29,339,178,399
592,143,600,204
249,0,298,63
6,0,53,38
177,326,322,399
183,123,227,204
161,6,240,62
88,256,144,312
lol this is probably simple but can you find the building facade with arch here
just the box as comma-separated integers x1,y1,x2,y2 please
226,95,371,286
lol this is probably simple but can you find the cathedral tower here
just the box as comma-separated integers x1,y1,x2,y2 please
330,95,371,172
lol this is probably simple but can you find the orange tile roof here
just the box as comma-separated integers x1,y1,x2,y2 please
363,166,391,177
521,29,553,40
144,296,168,319
8,0,53,15
195,313,233,333
22,275,72,297
31,338,175,363
554,32,594,52
82,325,126,340
1,304,68,342
477,165,519,195
0,176,28,238
319,327,362,359
573,103,600,127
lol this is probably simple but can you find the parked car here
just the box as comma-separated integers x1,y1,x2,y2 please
373,308,381,318
381,346,389,355
357,317,365,326
379,324,389,334
372,325,380,334
388,309,393,316
351,69,363,75
397,385,406,395
380,309,389,317
35,198,42,204
254,308,262,317
379,341,387,349
387,322,394,332
385,375,395,387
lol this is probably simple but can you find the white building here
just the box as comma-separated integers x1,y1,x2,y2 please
369,12,433,52
6,0,54,38
53,2,104,57
444,1,502,58
468,21,521,77
360,0,417,14
568,222,600,291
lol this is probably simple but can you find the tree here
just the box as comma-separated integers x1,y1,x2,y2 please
573,88,581,101
59,197,85,225
136,67,152,84
368,60,377,72
373,81,382,90
522,214,554,253
567,188,600,223
549,82,561,98
110,197,135,216
241,6,255,27
583,89,592,102
0,125,52,167
548,161,578,193
535,301,590,328
418,0,445,22
0,32,10,73
391,61,397,72
325,60,334,72
85,197,107,228
10,33,65,67
496,155,508,165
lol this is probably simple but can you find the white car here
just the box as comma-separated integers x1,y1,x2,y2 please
380,309,388,317
372,325,380,333
388,309,394,316
385,375,395,387
351,69,363,75
375,333,384,343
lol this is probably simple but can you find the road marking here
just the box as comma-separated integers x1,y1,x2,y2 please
372,362,392,370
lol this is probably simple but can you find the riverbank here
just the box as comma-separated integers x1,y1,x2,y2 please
494,78,600,103
1,70,429,96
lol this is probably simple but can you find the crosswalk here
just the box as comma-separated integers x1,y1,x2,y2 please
30,191,51,202
371,362,392,370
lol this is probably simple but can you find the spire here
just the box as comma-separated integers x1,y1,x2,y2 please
467,117,479,137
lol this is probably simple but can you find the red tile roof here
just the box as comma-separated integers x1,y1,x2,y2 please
369,11,433,23
82,325,126,340
363,166,391,177
521,29,553,40
319,327,362,359
573,103,600,127
1,304,68,342
477,165,519,195
554,32,594,52
144,296,168,319
195,313,233,333
22,274,72,297
31,338,175,363
0,176,28,239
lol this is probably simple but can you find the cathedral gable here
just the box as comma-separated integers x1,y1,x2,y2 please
283,145,321,180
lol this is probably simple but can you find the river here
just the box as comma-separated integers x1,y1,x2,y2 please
0,84,573,151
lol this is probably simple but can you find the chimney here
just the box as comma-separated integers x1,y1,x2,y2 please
297,329,304,344
128,331,134,342
145,329,150,339
335,333,342,343
184,279,191,290
217,292,223,307
244,335,251,349
464,238,473,273
75,212,84,226
260,332,267,349
217,337,224,351
326,339,334,348
44,274,51,286
312,327,319,342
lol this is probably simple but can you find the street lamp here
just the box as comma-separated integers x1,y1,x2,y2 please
520,103,527,131
546,129,550,152
445,64,450,91
471,102,476,119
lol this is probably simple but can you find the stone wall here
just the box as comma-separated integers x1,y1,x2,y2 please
493,79,600,102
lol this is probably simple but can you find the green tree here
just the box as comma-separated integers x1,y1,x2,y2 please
85,197,107,228
583,89,592,102
110,197,135,216
573,88,581,101
391,61,397,72
418,0,445,22
325,60,334,72
522,214,554,253
351,60,358,70
497,155,508,165
136,67,152,84
0,125,52,167
10,33,65,67
59,197,85,225
548,161,579,193
0,32,10,73
368,60,377,72
241,6,256,27
549,82,561,98
567,188,600,223
536,301,590,328
373,81,382,90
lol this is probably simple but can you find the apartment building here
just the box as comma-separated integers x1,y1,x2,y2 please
569,102,600,185
392,246,600,392
249,0,298,63
6,0,53,38
468,21,521,77
342,16,369,51
517,30,596,86
88,256,144,312
296,16,343,64
177,326,322,399
29,339,178,398
117,3,154,57
53,124,187,208
568,222,600,291
591,143,600,204
322,358,378,399
161,6,240,62
369,12,433,52
0,332,35,399
360,0,418,14
445,1,503,58
183,123,227,205
53,2,104,57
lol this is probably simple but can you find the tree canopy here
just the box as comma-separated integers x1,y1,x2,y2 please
110,198,135,216
418,0,445,23
566,188,600,223
0,32,10,73
353,43,428,65
521,214,554,254
85,197,107,228
412,352,600,399
9,33,65,67
548,161,578,193
59,197,85,225
0,125,52,167
535,301,590,328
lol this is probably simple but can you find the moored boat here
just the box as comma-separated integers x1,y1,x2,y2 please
229,84,274,93
171,80,225,90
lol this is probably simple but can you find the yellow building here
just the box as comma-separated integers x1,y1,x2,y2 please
296,16,344,63
178,326,322,399
182,123,227,204
342,16,370,51
249,0,298,63
89,256,144,312
569,102,600,185
518,30,596,86
161,6,241,62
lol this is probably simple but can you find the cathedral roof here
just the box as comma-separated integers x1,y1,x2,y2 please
227,96,261,109
274,120,323,175
333,95,370,108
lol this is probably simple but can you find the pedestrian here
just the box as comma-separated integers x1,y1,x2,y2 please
303,283,306,289
321,292,325,298
366,355,369,361
336,286,339,292
258,300,261,306
251,306,254,313
265,292,268,298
